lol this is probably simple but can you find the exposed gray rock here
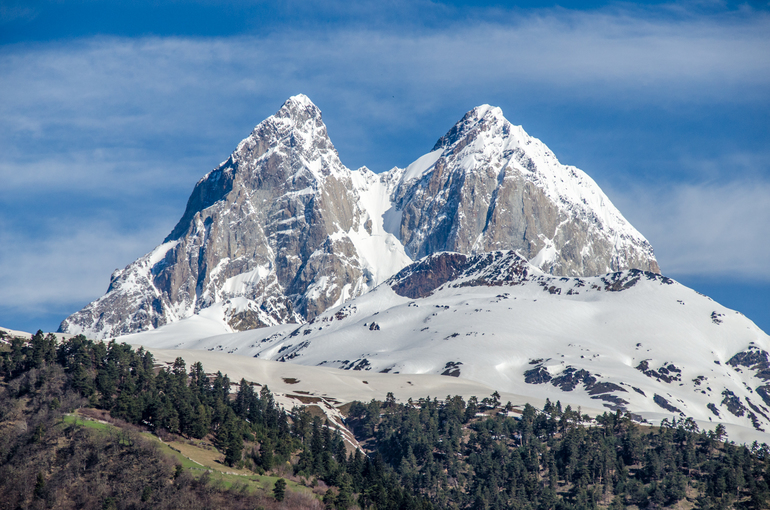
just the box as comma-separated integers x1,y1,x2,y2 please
387,105,659,276
60,96,660,340
60,95,409,339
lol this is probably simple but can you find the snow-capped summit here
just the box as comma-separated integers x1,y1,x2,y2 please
387,103,659,276
60,96,412,339
431,103,507,151
60,96,658,339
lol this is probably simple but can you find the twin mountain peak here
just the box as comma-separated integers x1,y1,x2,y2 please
59,94,659,340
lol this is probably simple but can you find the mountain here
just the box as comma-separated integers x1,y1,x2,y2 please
123,251,770,437
386,105,658,276
59,96,412,339
59,95,658,339
53,95,770,436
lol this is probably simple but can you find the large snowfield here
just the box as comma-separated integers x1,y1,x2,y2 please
118,252,770,445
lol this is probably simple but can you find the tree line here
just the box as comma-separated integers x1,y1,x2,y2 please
346,391,770,508
0,331,430,510
2,330,770,509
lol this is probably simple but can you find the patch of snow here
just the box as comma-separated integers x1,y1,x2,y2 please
221,264,271,295
530,239,557,269
148,241,178,266
401,149,443,182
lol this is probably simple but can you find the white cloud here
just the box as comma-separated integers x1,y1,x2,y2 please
610,179,770,281
1,6,768,137
0,219,170,311
1,6,768,186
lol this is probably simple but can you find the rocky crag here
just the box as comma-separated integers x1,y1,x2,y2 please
387,105,659,276
60,95,658,339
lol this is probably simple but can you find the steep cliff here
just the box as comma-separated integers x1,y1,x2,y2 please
386,105,659,276
59,95,410,338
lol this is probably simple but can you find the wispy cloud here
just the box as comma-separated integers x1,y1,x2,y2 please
0,0,37,24
0,219,171,310
2,5,768,180
611,178,770,281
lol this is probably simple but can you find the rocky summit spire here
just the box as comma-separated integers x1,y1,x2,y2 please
431,104,506,151
60,97,658,340
387,104,660,276
165,94,339,243
59,95,412,339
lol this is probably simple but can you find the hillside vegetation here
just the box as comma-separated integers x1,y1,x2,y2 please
2,331,770,509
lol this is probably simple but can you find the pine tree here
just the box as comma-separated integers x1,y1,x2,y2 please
33,472,46,499
273,478,287,501
335,475,353,509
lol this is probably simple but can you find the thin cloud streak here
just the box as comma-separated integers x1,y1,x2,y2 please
612,180,770,281
0,219,171,309
3,7,769,127
2,8,768,188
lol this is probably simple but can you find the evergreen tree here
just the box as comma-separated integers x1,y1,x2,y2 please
273,478,286,501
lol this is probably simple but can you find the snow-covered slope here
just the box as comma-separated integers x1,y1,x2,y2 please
123,251,770,437
60,96,658,340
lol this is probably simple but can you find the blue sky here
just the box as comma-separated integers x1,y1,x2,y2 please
1,0,769,335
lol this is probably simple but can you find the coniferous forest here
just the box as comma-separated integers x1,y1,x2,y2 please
2,331,770,509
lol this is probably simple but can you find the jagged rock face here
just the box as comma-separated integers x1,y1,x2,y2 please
60,95,411,339
388,106,660,276
388,253,473,299
60,96,659,340
155,96,365,320
387,251,531,299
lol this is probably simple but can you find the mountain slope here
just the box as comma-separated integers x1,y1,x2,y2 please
123,251,770,436
60,96,658,340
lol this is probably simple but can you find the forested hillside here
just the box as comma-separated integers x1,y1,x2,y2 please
2,331,770,509
347,397,770,509
0,331,425,510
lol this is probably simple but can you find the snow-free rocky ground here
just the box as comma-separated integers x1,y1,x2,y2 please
121,251,770,444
